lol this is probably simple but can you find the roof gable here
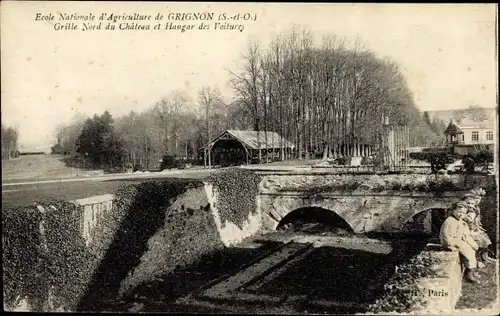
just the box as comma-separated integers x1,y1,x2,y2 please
444,120,463,134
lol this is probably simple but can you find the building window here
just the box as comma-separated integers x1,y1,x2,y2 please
486,131,493,141
462,134,464,142
471,131,479,141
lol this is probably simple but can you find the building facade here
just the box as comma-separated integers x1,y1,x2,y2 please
442,108,496,146
443,107,496,156
458,118,495,145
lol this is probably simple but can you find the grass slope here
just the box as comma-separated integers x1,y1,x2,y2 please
2,155,103,181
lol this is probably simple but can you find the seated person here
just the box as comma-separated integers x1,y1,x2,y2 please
464,210,493,267
462,190,495,264
439,201,480,283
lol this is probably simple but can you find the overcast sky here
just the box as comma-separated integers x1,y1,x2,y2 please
1,2,497,151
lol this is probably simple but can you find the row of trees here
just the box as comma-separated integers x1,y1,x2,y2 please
228,27,444,159
2,124,19,159
52,26,446,169
112,89,228,170
52,88,228,170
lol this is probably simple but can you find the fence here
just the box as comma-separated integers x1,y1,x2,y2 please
386,124,410,172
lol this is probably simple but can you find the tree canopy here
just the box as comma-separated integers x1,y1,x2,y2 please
75,111,125,169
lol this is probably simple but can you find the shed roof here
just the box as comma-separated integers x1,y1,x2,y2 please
206,130,295,150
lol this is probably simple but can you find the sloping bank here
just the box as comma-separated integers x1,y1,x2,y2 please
116,168,262,299
3,168,263,312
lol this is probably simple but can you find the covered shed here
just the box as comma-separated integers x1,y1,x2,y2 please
203,130,295,168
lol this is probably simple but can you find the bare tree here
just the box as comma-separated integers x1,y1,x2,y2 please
198,85,222,166
229,39,262,163
155,90,190,156
227,27,421,163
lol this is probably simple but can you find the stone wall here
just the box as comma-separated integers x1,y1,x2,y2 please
366,244,463,314
73,194,114,247
257,172,496,235
413,246,463,313
259,192,462,233
204,183,262,247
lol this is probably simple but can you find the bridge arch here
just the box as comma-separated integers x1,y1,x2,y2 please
275,206,355,233
400,208,447,237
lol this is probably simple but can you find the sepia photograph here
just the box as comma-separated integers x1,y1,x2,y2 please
1,2,499,314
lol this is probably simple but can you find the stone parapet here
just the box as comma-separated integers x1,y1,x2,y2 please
73,194,114,246
413,247,462,313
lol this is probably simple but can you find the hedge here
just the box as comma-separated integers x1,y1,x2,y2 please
3,179,220,312
3,206,44,311
3,199,91,311
277,174,465,195
206,168,262,230
410,150,494,164
409,152,455,163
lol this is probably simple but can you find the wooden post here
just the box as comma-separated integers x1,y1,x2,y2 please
209,147,212,169
406,125,410,168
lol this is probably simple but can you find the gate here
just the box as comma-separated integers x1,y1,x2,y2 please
380,123,410,172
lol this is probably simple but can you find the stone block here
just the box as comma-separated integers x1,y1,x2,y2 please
269,209,282,222
412,250,462,313
262,213,278,230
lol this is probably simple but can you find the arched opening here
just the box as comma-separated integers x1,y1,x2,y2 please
276,207,354,235
401,208,446,239
211,139,248,167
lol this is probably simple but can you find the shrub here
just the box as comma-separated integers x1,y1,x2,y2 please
207,168,262,229
474,149,494,163
158,155,195,170
132,163,144,172
335,156,352,165
410,152,455,164
361,156,373,165
409,152,432,161
3,200,90,311
160,155,177,170
367,251,439,313
463,156,475,173
430,155,446,174
344,179,361,192
37,200,91,310
176,160,186,169
3,207,43,310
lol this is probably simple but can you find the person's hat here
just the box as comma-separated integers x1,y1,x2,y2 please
452,201,469,210
461,193,477,200
469,188,486,196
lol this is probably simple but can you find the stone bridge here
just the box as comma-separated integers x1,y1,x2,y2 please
253,170,496,235
53,169,496,248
